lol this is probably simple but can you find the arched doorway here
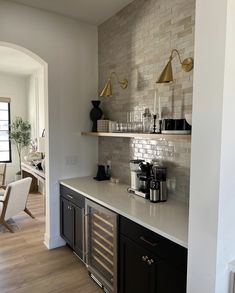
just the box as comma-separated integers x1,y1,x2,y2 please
0,41,50,246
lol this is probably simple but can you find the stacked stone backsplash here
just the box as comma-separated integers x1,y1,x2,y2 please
98,0,195,202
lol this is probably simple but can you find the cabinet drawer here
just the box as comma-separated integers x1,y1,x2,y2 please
60,185,85,208
119,216,187,272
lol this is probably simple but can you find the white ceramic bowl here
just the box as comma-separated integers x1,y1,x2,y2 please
185,113,192,126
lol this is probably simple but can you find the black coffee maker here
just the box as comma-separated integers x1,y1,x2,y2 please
138,162,152,198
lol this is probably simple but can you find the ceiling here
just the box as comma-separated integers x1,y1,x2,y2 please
0,1,134,75
7,0,134,25
0,46,41,76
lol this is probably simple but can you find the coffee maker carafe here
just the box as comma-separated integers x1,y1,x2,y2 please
150,164,167,203
138,162,152,198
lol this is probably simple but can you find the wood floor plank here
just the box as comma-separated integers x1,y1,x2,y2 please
0,193,102,293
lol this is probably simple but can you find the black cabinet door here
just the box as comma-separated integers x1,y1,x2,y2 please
156,259,187,293
119,234,187,293
60,197,74,246
119,235,158,293
73,204,84,259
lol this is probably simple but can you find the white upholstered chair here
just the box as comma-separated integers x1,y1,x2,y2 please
0,177,34,233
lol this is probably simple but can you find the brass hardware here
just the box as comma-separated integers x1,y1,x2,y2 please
100,72,128,97
156,49,194,83
100,78,112,97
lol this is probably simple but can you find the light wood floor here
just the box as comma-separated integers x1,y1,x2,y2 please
0,193,102,293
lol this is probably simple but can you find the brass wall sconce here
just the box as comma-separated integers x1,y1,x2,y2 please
156,49,194,83
100,72,128,97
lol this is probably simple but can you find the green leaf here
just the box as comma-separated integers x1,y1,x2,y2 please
9,116,32,172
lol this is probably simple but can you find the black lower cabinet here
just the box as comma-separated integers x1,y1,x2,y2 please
60,185,85,261
119,235,158,293
119,216,187,293
60,184,187,292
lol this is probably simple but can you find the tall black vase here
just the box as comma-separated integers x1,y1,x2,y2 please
90,100,103,132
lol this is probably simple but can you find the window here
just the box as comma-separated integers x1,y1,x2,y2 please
0,98,11,163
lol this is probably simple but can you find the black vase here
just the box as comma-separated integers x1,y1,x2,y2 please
90,100,103,132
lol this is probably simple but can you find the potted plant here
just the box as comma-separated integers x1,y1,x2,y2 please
10,117,31,179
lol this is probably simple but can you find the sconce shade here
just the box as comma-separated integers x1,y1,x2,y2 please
156,49,193,84
100,78,112,97
156,60,173,83
100,72,128,97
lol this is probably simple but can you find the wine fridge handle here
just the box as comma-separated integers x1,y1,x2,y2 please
84,208,89,264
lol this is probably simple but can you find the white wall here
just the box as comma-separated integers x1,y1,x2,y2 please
0,0,98,248
0,72,28,182
187,0,235,292
215,0,235,290
27,67,45,195
37,68,45,138
27,68,45,140
27,72,37,139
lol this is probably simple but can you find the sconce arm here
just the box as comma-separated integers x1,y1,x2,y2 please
109,71,128,89
170,49,194,72
170,49,183,64
110,71,119,81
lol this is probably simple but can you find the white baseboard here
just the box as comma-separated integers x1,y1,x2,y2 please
44,233,66,249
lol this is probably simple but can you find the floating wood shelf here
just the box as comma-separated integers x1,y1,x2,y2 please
81,132,191,141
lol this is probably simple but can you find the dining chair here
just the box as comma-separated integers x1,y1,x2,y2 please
0,177,34,233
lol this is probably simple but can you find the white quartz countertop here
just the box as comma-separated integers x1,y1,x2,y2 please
60,177,189,248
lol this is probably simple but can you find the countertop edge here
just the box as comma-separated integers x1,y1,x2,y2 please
60,180,188,249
